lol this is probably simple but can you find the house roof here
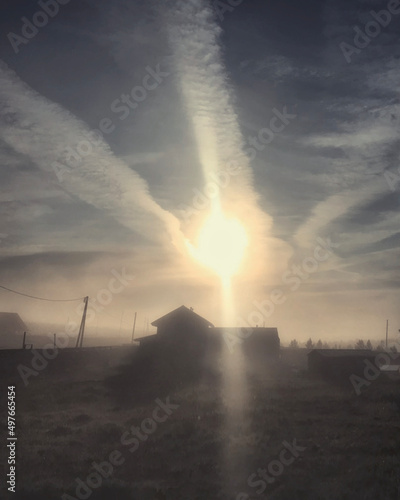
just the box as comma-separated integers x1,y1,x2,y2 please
0,313,27,334
308,349,375,358
151,305,214,328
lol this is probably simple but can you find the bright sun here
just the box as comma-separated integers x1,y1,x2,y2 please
187,209,248,280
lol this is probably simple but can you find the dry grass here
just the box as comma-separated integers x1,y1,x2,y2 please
0,349,399,499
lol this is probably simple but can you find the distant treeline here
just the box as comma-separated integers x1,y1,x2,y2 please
285,338,397,351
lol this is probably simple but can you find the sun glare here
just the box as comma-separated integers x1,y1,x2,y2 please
187,209,248,280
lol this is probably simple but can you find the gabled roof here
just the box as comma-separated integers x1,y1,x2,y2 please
151,305,214,328
308,349,375,358
0,313,27,334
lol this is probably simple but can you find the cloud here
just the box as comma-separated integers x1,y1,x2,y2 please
303,123,398,150
0,61,186,253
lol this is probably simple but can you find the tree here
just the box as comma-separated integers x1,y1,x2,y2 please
316,339,323,349
375,340,385,351
322,342,330,349
289,339,299,349
305,338,314,349
355,339,366,349
366,340,372,350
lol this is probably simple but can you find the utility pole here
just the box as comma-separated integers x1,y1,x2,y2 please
386,319,389,348
22,331,32,350
131,312,137,343
76,296,89,348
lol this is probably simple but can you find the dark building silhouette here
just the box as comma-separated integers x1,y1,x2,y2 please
213,327,280,359
136,305,214,341
308,349,377,379
0,312,27,349
136,305,280,359
136,305,214,354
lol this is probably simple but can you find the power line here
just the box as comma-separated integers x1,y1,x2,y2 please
0,285,85,302
97,308,133,329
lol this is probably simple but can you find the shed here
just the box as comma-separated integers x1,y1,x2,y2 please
308,349,377,379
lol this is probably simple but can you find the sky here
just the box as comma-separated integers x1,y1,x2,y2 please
0,0,399,343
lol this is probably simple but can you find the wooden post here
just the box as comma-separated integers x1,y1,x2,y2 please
386,319,389,348
22,331,26,350
131,312,137,343
76,296,89,348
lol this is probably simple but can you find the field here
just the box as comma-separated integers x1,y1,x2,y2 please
0,347,400,500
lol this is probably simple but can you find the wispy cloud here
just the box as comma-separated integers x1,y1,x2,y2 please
0,61,185,253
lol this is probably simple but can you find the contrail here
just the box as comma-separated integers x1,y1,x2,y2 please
0,61,185,253
167,0,257,206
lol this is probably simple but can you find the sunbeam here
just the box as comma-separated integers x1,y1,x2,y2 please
168,0,254,492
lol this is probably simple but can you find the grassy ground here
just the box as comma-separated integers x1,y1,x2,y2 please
0,347,399,499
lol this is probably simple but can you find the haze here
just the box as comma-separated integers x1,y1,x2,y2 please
0,0,399,344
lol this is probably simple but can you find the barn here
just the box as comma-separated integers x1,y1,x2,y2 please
0,312,27,349
308,349,377,379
